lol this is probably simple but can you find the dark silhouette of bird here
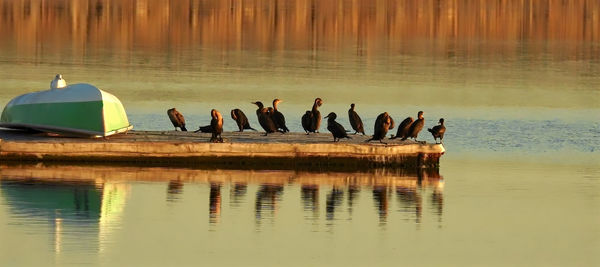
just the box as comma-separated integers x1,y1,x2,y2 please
210,109,224,143
167,108,187,131
194,125,212,133
301,111,312,134
403,111,425,142
230,109,256,132
391,117,414,140
252,101,279,136
428,118,446,144
271,99,289,132
366,112,393,144
324,112,351,142
306,98,323,133
348,103,365,135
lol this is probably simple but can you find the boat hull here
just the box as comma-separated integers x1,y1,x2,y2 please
0,83,132,137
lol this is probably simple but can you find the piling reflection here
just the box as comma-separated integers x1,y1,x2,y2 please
0,164,444,235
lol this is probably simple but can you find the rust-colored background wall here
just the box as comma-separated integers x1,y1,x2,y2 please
1,0,597,54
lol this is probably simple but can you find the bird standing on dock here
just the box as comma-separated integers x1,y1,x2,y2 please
252,101,279,136
301,111,313,134
366,112,393,144
306,98,323,133
391,117,414,140
403,111,425,142
210,109,224,143
50,74,67,89
230,109,256,132
167,108,188,131
428,118,446,144
348,103,365,135
271,99,289,132
325,112,351,142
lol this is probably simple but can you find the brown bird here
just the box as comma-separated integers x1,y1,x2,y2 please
391,117,414,140
230,109,256,132
402,111,425,142
428,118,446,144
366,112,393,144
325,112,351,142
348,103,365,135
210,109,224,143
167,108,187,131
252,101,279,136
271,99,289,132
308,98,323,133
301,110,312,134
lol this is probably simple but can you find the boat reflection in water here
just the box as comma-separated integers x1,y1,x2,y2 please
0,174,129,255
0,164,443,242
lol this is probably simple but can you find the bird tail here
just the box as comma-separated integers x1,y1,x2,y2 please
181,125,188,131
390,135,396,139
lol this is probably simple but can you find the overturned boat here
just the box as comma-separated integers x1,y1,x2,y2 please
0,83,133,137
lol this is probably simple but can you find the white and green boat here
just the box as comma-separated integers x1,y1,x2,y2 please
0,83,133,137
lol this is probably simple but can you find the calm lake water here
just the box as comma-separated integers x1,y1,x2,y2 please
1,0,599,266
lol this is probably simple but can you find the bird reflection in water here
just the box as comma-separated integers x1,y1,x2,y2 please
372,186,389,224
255,184,284,224
396,186,423,224
209,183,222,224
431,186,444,222
347,185,360,215
166,180,184,202
230,183,247,208
301,184,319,220
326,187,344,221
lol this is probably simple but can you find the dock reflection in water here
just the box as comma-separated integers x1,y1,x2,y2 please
0,163,443,264
0,164,443,226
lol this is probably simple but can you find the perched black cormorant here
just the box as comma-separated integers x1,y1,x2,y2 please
324,112,351,142
167,108,187,131
366,112,393,144
301,111,312,134
210,109,224,143
271,99,289,132
428,118,445,144
348,103,365,135
252,101,279,136
391,117,414,140
403,111,425,142
230,109,256,132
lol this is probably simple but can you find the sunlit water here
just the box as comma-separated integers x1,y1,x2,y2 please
1,0,599,266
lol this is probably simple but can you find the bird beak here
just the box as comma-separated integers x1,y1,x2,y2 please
324,115,329,119
251,102,256,105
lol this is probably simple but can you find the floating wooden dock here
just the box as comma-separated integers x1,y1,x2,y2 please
0,130,445,169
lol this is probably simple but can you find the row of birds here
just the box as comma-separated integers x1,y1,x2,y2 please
167,98,446,144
